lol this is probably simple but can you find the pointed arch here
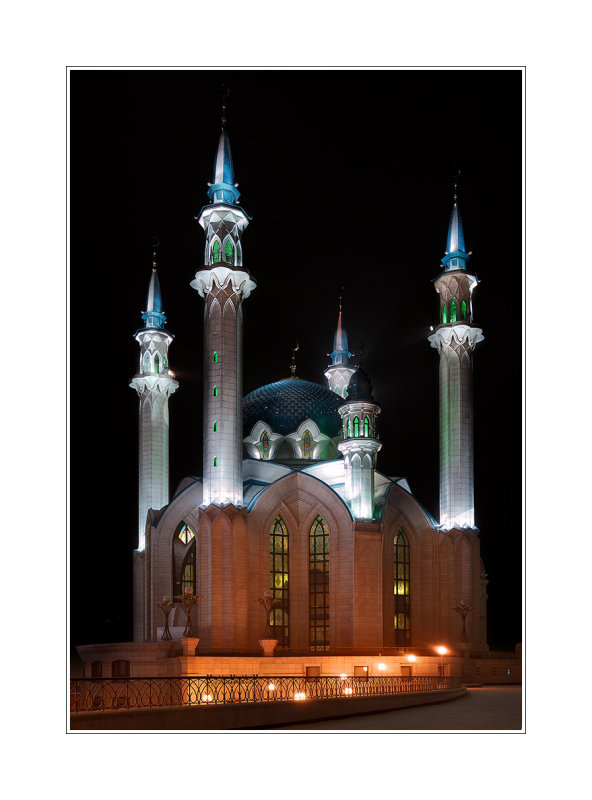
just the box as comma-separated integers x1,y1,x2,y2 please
461,299,467,320
364,416,369,437
143,352,151,374
223,237,234,265
450,299,457,323
442,304,447,324
211,238,221,263
269,516,289,648
153,353,160,374
353,416,359,437
394,527,410,644
309,515,329,651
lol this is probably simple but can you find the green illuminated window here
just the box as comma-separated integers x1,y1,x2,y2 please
394,527,410,645
213,421,218,432
213,386,218,397
154,353,160,374
364,417,369,437
442,305,447,324
353,417,359,437
461,300,467,320
270,517,289,648
163,355,167,370
309,516,329,652
212,240,220,263
213,457,218,466
450,299,457,323
225,240,234,263
213,351,218,363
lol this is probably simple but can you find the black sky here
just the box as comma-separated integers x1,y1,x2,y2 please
70,68,522,651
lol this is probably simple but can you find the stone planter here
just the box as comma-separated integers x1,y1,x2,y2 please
258,638,278,657
180,637,200,657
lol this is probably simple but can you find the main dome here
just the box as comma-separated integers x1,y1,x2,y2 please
243,379,343,437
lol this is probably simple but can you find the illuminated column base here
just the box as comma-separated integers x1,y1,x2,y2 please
338,438,382,520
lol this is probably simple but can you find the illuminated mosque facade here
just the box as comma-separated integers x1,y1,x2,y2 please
123,122,490,661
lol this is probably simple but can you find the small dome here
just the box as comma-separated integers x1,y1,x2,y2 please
346,367,376,402
243,379,343,437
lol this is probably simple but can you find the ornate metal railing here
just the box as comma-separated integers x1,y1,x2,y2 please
70,675,461,714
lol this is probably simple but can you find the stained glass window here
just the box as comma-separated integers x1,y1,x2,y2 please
225,240,234,263
270,517,289,648
181,549,196,596
213,386,218,396
353,417,359,437
300,429,313,458
257,430,270,459
213,351,218,363
364,416,370,437
154,353,160,374
309,516,329,651
461,300,467,320
394,527,410,645
213,421,218,432
178,523,195,544
212,240,220,263
450,299,457,323
213,457,218,466
442,304,447,324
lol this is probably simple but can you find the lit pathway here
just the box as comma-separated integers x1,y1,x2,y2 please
270,686,522,731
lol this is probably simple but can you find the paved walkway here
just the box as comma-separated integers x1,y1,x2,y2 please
272,686,523,731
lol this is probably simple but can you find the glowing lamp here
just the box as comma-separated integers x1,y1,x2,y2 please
407,655,416,663
363,666,368,671
344,687,353,695
267,683,275,691
377,663,386,671
202,693,213,703
436,646,447,656
340,673,347,679
294,692,306,701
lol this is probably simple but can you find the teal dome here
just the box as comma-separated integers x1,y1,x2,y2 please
243,379,342,437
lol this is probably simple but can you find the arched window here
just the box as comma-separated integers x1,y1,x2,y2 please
212,240,220,263
154,353,160,374
364,417,370,437
394,528,410,645
450,299,457,323
181,547,196,597
224,240,234,263
353,417,359,437
461,300,467,320
300,429,314,458
309,516,329,651
163,355,167,370
213,386,219,396
213,421,218,432
111,660,130,677
213,457,218,467
258,430,270,459
442,304,447,324
346,419,351,438
178,523,195,545
270,517,289,648
213,351,218,363
143,352,151,373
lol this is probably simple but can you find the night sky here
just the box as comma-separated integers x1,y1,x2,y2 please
70,69,522,652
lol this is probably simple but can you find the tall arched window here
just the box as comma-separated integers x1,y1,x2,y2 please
353,417,359,437
212,240,220,263
300,429,313,458
224,240,234,263
143,352,151,373
442,304,447,324
270,517,289,648
213,457,218,466
394,528,410,645
163,355,167,370
258,430,270,459
213,351,218,363
173,522,196,600
181,547,196,596
309,516,329,651
461,300,467,320
364,416,370,437
154,353,160,374
450,299,457,323
213,421,218,432
213,386,219,396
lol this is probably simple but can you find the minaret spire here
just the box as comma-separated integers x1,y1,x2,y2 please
428,186,484,530
130,250,179,559
324,295,354,397
191,109,256,508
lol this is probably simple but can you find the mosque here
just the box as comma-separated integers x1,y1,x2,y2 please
77,117,518,682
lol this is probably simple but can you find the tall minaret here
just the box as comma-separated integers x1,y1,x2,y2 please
428,190,484,529
337,366,382,520
130,250,179,550
191,109,256,507
324,300,355,398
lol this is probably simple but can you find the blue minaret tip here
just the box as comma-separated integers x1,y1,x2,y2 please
142,268,167,329
207,129,241,206
330,300,353,366
442,185,471,271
